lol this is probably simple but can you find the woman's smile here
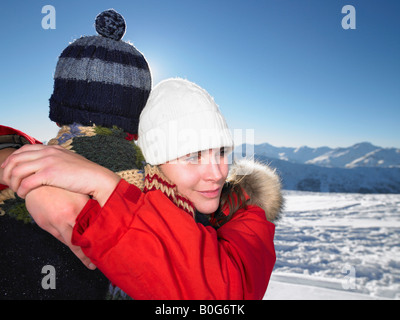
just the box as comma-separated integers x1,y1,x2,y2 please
197,187,222,199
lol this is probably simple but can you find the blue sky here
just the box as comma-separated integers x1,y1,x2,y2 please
1,0,399,148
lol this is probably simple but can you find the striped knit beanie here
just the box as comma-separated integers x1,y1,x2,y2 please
49,9,152,135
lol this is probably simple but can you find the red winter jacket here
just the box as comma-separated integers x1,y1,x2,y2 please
0,125,42,190
72,175,278,300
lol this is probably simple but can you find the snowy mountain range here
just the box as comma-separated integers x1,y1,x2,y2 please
239,142,400,168
233,142,400,194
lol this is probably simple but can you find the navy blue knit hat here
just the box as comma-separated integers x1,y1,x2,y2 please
49,9,152,134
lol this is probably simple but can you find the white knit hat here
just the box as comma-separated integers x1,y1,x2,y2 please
138,78,233,165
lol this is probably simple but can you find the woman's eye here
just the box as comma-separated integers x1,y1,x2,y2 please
184,152,200,163
186,156,197,162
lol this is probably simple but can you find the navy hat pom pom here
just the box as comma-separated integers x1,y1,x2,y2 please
95,9,126,41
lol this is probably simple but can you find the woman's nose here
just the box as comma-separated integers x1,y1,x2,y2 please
202,153,223,181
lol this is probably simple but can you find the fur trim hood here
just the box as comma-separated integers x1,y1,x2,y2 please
227,159,284,222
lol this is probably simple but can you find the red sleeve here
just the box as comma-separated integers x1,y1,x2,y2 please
0,125,42,145
72,179,276,300
0,125,42,190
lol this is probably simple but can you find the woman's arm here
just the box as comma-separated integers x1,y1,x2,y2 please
1,144,121,206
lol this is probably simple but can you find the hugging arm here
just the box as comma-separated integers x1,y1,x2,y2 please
1,144,115,269
1,144,121,206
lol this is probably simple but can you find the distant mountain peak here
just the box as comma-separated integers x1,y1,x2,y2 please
235,141,400,169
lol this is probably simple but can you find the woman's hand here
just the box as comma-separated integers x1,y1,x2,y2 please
1,144,120,206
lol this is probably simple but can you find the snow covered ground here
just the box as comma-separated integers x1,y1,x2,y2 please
264,190,400,300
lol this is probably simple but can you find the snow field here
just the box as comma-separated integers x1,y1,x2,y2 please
265,190,400,300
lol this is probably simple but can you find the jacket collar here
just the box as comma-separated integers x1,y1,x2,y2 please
227,159,284,222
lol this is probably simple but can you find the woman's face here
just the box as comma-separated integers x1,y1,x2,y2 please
160,148,229,214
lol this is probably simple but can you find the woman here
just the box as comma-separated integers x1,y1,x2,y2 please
2,78,283,299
